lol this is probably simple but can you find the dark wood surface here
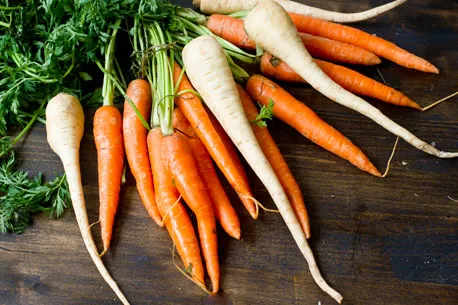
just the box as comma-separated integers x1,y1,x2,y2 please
1,1,457,304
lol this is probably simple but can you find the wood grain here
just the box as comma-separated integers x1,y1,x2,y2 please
1,0,457,304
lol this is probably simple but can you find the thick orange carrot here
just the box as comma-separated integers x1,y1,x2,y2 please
289,13,439,73
260,53,421,109
236,84,311,238
206,14,381,65
147,128,205,285
246,74,381,177
93,105,124,255
173,63,258,219
123,79,163,226
172,108,241,240
162,132,219,294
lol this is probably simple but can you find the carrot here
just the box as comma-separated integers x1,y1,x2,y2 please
260,53,421,109
195,0,406,23
244,0,457,159
93,105,124,255
236,84,311,238
246,74,381,176
46,93,129,304
172,108,241,240
205,110,252,202
289,12,439,73
182,35,342,303
147,127,205,286
162,132,220,294
206,14,381,66
173,63,258,219
123,79,162,226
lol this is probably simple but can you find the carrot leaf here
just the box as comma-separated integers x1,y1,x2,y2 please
251,99,275,127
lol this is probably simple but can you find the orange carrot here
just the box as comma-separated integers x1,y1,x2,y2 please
93,105,124,255
206,14,381,66
123,79,163,226
246,74,382,177
260,53,421,109
172,108,241,240
173,63,258,219
236,84,311,238
289,13,439,73
206,110,252,200
206,14,257,50
147,128,205,285
162,132,219,294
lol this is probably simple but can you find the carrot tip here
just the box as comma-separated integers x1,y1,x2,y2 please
98,247,108,258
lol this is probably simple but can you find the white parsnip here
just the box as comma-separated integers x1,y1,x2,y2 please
182,36,343,304
195,0,406,23
244,0,457,159
46,93,130,305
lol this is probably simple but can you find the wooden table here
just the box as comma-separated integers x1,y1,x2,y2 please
1,1,457,304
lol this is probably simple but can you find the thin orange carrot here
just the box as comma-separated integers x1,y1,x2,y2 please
147,127,205,286
246,74,382,177
236,84,311,238
289,13,439,73
93,105,124,255
172,108,241,240
162,132,220,294
173,63,258,219
260,53,421,109
123,79,163,226
206,14,381,66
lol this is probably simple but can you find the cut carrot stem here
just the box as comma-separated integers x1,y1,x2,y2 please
237,84,311,238
162,133,220,294
123,79,163,226
246,74,382,177
173,63,258,219
93,105,124,256
260,53,421,109
172,108,241,240
289,12,439,74
147,127,205,286
207,14,381,66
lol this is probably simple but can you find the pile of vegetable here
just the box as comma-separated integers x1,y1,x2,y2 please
1,0,457,304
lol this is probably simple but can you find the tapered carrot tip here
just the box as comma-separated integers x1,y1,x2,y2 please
370,56,382,65
232,227,241,240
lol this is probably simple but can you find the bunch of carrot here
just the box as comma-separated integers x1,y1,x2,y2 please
43,1,457,304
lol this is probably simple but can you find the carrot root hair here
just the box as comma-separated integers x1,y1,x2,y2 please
237,193,280,215
422,91,458,112
171,243,212,295
382,136,400,178
88,220,108,257
161,194,183,225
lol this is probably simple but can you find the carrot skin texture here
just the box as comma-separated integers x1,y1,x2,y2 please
246,74,382,177
162,133,220,294
147,128,205,284
123,79,163,226
207,14,380,66
260,53,421,109
289,13,439,74
172,108,241,240
173,63,258,219
237,84,311,238
93,105,124,253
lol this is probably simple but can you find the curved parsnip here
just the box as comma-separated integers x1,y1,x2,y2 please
244,0,457,159
195,0,406,23
182,36,343,304
46,93,130,305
